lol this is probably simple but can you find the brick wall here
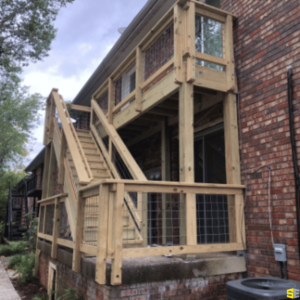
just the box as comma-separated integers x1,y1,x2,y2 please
39,252,243,300
221,0,300,279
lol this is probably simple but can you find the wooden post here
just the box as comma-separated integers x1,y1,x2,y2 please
58,132,67,185
224,93,242,243
42,205,47,234
51,198,61,259
224,15,236,92
42,145,51,199
34,204,42,277
186,1,196,83
179,81,197,246
46,144,57,198
135,47,143,112
174,4,184,84
72,192,84,273
111,183,124,285
162,119,171,244
96,184,110,285
141,193,148,247
108,77,114,124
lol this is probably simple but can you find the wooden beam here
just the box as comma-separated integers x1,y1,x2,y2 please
51,198,61,259
58,131,66,185
42,145,51,199
71,104,91,113
46,143,56,198
111,184,124,285
174,4,184,84
141,114,166,122
96,184,109,285
186,2,196,82
135,47,143,112
179,81,197,246
147,107,178,117
72,192,84,273
108,77,114,124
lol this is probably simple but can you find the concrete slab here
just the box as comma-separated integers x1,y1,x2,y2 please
0,261,21,300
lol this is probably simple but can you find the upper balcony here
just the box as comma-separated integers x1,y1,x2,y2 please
90,0,237,130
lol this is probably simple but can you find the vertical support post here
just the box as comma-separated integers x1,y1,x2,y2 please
186,1,196,83
135,47,143,112
141,193,148,247
224,15,236,92
73,192,84,273
162,118,171,244
96,184,110,285
111,183,124,285
235,194,245,245
108,77,114,124
224,93,242,243
58,132,67,185
34,204,42,277
42,205,47,234
46,144,57,198
107,189,115,254
179,81,197,246
42,145,51,199
51,198,61,259
174,4,184,84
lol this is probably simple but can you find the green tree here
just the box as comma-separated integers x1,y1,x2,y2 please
0,73,43,173
0,0,75,74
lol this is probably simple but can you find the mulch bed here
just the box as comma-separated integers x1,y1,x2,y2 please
11,278,48,300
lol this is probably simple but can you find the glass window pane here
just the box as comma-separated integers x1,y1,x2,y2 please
195,14,223,71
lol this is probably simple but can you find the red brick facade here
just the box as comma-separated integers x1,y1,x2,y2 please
39,252,243,300
221,0,300,280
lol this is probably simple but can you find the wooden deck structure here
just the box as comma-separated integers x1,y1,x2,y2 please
36,0,245,286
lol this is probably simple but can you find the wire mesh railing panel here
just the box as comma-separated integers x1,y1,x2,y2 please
82,196,99,247
59,202,72,241
45,204,55,236
92,112,109,150
196,194,234,244
39,206,45,233
111,143,133,180
115,62,136,106
144,23,174,81
123,192,186,249
97,91,109,113
70,110,91,131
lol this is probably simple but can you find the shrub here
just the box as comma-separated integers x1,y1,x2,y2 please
12,253,35,283
0,221,5,243
7,254,23,269
0,240,28,256
23,212,39,252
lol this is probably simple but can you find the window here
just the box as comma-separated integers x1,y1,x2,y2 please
205,0,221,8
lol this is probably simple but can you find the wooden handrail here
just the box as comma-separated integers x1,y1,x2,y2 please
52,91,93,184
91,99,147,181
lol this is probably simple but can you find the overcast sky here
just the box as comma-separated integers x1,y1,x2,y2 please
22,0,148,166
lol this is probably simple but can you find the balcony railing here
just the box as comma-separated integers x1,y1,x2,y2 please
91,0,237,128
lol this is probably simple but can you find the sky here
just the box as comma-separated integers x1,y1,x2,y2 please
22,0,148,165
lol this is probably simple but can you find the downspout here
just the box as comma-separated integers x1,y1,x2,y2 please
287,67,300,261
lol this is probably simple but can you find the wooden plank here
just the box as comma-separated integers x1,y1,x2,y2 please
34,249,41,277
195,52,227,67
38,193,68,204
235,194,246,246
57,238,74,249
108,77,114,124
52,118,61,165
42,145,51,199
52,92,91,184
107,189,115,259
93,79,109,100
38,232,53,241
113,71,179,130
122,242,244,258
80,244,97,256
51,198,61,259
63,159,76,209
64,197,75,238
111,54,136,82
82,185,99,199
71,104,91,113
135,47,143,112
58,131,66,185
96,184,109,285
174,4,184,84
140,59,174,91
195,7,226,23
111,183,125,285
72,192,84,273
113,90,136,113
91,101,147,181
186,2,196,82
42,206,47,234
224,15,236,92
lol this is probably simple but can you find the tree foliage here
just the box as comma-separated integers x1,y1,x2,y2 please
0,0,75,74
0,73,43,173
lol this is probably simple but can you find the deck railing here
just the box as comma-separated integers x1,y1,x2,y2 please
91,0,237,128
72,179,245,285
